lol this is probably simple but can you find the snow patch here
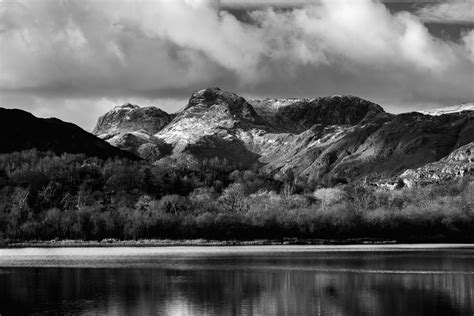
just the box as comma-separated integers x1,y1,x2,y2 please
417,103,474,116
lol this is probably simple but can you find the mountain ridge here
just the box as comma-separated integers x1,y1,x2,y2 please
93,88,474,185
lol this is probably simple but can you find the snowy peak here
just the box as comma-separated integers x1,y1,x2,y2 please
417,103,474,116
155,88,266,150
184,87,262,124
250,95,387,133
113,103,140,112
186,87,240,109
250,98,314,110
93,103,172,139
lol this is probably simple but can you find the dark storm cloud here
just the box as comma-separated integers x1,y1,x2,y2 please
0,0,473,129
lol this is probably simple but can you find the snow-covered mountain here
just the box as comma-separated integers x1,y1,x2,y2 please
93,88,474,185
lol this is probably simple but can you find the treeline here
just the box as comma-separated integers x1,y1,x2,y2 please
0,150,472,242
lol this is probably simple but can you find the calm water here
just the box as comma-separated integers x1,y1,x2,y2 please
0,245,473,315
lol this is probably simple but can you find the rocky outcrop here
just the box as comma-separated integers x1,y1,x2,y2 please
93,103,173,160
93,103,172,138
105,131,172,161
400,142,474,187
154,88,266,167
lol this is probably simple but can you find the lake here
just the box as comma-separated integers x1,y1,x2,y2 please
0,245,473,315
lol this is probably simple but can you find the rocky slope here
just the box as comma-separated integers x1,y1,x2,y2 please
93,88,474,185
400,142,473,187
93,103,173,160
93,103,172,138
0,108,138,160
155,88,267,166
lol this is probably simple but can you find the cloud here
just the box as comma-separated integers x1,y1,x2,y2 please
416,0,474,24
462,29,474,58
221,0,315,9
0,0,473,128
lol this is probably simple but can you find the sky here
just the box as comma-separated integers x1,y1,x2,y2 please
0,0,473,130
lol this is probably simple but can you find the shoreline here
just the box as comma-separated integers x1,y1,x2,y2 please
2,237,474,248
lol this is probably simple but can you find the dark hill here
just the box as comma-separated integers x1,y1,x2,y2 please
0,108,138,160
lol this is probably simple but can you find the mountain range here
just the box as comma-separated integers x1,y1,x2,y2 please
93,88,473,186
1,88,472,186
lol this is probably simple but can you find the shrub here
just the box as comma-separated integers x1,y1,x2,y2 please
313,187,344,208
0,150,472,242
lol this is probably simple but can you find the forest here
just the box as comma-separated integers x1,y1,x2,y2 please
0,150,472,242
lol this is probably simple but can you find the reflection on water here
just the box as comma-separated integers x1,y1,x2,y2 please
0,247,473,315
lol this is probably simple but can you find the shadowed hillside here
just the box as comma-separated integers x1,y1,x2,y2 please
0,108,138,160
